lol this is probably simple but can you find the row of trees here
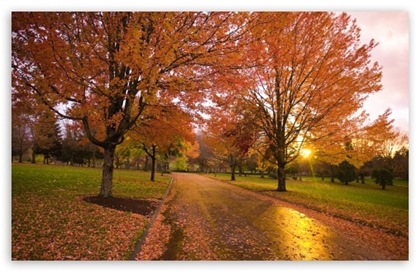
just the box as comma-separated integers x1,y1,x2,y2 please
12,12,408,197
13,103,407,185
12,104,101,166
12,102,197,181
193,124,408,183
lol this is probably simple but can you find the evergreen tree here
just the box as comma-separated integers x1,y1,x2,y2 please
336,160,357,185
33,110,62,164
372,168,394,190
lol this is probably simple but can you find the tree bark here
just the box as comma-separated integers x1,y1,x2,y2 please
100,145,116,198
330,165,335,183
142,143,157,181
230,164,236,181
31,149,36,164
277,166,286,191
150,145,156,181
229,154,236,181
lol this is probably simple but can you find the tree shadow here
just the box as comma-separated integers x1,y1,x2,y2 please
82,196,160,217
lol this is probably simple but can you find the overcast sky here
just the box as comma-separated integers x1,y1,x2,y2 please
347,11,409,133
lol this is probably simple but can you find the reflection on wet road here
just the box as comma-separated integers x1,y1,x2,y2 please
160,173,383,260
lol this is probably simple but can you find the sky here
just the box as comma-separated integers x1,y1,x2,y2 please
347,11,409,133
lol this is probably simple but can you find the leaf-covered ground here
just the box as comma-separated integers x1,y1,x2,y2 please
12,193,153,260
11,165,408,261
11,163,170,260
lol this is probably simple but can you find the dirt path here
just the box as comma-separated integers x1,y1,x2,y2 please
136,173,407,260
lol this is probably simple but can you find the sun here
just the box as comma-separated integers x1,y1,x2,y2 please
301,149,312,158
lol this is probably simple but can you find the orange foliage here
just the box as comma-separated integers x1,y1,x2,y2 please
12,12,251,196
12,12,391,194
237,12,383,190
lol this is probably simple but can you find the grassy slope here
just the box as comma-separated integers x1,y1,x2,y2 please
11,163,171,260
206,173,408,238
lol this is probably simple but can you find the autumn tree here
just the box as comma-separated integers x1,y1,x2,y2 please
32,109,62,164
11,82,40,163
374,128,409,180
12,12,252,197
181,140,200,171
130,103,196,181
241,12,382,191
204,100,259,181
11,105,32,163
312,108,397,183
190,132,214,173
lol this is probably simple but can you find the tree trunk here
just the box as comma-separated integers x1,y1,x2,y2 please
99,145,116,198
31,149,36,164
150,145,156,181
230,164,236,181
277,166,286,191
229,154,236,181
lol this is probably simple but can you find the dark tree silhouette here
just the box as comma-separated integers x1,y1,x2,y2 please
336,160,357,185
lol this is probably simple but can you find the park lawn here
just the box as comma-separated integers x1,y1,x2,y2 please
11,163,171,260
206,173,408,238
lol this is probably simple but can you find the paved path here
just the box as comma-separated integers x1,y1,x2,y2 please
146,173,387,260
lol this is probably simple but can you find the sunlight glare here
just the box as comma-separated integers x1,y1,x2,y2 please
301,149,311,158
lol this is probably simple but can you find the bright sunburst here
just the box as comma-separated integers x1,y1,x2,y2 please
301,149,312,158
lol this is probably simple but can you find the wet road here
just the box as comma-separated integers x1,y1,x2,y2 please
152,173,386,260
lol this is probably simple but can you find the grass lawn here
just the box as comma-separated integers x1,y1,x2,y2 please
205,173,408,238
11,163,171,260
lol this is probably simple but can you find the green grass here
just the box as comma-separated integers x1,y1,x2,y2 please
206,173,408,238
11,163,172,260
